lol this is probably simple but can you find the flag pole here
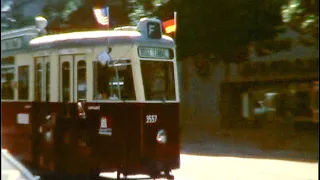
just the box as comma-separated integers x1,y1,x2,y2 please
174,11,177,41
107,6,110,30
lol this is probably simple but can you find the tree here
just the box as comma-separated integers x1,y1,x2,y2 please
41,0,131,33
281,0,318,46
174,0,287,62
41,0,80,31
128,0,167,25
1,0,39,30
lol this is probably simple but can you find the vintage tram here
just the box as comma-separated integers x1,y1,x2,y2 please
1,18,180,179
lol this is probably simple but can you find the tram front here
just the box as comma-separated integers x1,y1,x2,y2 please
136,19,180,177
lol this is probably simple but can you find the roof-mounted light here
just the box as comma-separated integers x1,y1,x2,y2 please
35,16,48,35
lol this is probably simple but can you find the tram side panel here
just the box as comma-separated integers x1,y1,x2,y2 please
31,102,58,172
1,101,33,165
88,103,142,172
31,102,95,174
87,102,180,174
141,103,180,171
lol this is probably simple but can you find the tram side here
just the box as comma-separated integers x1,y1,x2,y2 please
2,52,35,167
1,18,180,179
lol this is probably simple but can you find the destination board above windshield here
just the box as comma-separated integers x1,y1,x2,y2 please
138,47,174,59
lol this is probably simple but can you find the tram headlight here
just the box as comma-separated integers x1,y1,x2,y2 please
156,129,167,144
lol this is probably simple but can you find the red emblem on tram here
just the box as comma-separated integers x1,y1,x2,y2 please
99,116,112,136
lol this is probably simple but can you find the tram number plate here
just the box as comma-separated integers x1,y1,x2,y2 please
146,115,157,124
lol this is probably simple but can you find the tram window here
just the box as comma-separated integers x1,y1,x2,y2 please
1,67,15,100
141,61,176,101
18,66,29,100
35,63,42,101
46,62,50,101
77,60,87,101
93,60,135,100
62,62,70,102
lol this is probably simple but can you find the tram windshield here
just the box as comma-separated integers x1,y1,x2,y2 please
93,60,135,101
141,61,176,101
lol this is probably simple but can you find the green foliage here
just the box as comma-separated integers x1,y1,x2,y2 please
174,0,287,62
128,0,158,25
62,0,83,22
153,0,176,21
281,0,318,46
41,0,130,32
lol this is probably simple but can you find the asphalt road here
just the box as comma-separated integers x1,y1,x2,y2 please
101,136,318,180
171,154,318,180
100,153,318,180
2,133,318,180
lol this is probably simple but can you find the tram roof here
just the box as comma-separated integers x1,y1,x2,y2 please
29,30,175,50
1,18,176,58
29,30,141,45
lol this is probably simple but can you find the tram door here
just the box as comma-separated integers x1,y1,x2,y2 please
59,54,87,102
58,54,89,172
34,56,54,170
35,56,50,102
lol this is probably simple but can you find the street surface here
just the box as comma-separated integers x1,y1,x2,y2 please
174,134,318,180
2,132,317,180
171,154,318,180
101,134,318,180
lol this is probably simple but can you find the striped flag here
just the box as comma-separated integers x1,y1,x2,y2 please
162,12,177,34
163,19,175,34
93,6,110,27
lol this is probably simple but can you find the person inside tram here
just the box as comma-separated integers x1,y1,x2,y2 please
97,81,109,100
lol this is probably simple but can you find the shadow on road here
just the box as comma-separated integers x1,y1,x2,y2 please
180,127,319,163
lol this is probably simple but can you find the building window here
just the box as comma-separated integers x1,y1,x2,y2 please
18,66,29,100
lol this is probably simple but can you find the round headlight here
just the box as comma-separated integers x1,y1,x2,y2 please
156,129,167,144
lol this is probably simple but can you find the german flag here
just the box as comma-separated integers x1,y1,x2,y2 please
163,19,176,34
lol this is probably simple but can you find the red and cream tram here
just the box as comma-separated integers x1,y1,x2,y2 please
1,18,180,179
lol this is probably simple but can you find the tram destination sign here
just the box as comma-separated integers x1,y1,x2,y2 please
138,47,172,59
1,37,23,51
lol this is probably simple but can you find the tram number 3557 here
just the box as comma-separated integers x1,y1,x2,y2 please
146,115,158,124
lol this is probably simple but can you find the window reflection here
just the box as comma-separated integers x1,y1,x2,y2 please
18,66,29,100
141,61,176,101
93,60,135,100
35,62,42,101
46,62,50,101
77,60,86,101
1,67,14,99
62,62,70,102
